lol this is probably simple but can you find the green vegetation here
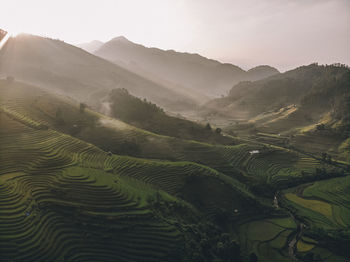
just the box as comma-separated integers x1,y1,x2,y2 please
237,217,296,262
1,77,350,261
281,177,350,259
108,88,231,144
0,80,254,261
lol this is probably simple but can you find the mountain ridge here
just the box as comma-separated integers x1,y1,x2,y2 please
0,34,196,112
93,36,280,98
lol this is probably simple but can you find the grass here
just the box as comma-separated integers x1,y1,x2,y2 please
303,176,350,228
285,193,333,220
297,239,315,252
246,220,285,241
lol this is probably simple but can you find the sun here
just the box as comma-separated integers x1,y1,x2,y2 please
0,28,15,50
1,25,25,37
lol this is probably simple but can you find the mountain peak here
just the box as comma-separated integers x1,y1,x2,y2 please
247,65,279,73
77,40,104,53
111,36,131,43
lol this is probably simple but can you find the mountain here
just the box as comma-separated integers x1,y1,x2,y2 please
246,65,280,81
0,34,196,112
77,40,104,53
203,63,350,162
93,36,279,98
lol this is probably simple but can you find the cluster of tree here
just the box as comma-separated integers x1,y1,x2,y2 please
108,88,232,144
54,104,97,135
182,224,243,262
321,152,332,164
109,88,164,122
148,192,244,262
300,65,350,130
205,123,222,134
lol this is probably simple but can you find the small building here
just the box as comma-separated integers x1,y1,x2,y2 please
249,150,260,155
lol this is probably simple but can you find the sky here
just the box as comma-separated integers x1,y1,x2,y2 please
1,0,350,71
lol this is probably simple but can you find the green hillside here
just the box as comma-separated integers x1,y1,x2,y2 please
1,79,350,261
206,64,350,164
280,175,350,261
107,88,233,144
1,80,335,195
205,63,349,121
0,80,258,261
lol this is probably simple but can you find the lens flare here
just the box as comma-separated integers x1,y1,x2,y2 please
0,29,10,50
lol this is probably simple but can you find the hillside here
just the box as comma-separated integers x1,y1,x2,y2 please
93,36,279,98
204,64,350,123
0,34,196,112
1,79,333,193
203,64,350,163
1,79,350,261
0,80,256,262
107,88,232,144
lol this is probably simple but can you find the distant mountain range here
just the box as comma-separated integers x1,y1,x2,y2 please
80,37,279,98
0,34,195,112
204,63,350,133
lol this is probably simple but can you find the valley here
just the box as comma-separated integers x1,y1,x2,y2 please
0,15,349,260
1,63,350,261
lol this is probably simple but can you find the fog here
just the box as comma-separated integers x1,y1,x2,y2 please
1,0,349,70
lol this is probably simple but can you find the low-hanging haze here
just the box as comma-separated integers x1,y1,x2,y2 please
2,0,349,71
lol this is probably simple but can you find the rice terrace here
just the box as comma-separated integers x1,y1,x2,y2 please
1,1,350,261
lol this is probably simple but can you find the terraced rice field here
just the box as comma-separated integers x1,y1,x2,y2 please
282,176,350,231
280,178,350,262
84,122,324,190
237,217,296,262
2,80,345,261
0,81,326,193
0,167,184,262
0,113,187,261
0,90,259,260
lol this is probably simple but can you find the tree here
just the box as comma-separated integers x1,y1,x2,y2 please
316,124,325,131
215,128,222,134
79,103,87,113
322,152,332,164
205,123,212,130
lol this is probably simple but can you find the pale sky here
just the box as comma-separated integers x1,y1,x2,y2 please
1,0,350,71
